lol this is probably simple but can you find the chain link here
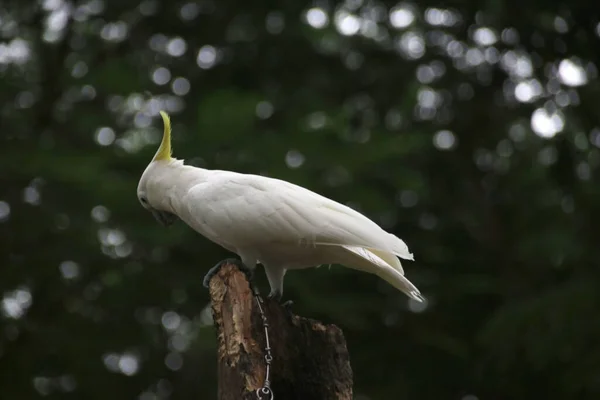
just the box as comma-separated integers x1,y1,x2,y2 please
252,286,274,400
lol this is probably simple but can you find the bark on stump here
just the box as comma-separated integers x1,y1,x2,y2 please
207,262,353,400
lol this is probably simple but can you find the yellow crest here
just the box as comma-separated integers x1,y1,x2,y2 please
152,111,173,162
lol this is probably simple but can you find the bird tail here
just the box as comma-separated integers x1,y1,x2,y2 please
339,245,424,302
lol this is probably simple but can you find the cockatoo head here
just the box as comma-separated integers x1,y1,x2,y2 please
137,111,178,227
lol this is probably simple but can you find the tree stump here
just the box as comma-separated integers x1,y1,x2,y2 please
207,262,353,400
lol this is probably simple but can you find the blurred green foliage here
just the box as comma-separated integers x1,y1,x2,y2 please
1,0,600,399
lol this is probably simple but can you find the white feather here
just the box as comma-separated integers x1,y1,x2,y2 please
140,160,423,302
340,245,424,302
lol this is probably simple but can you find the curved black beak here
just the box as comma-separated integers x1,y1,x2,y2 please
151,209,178,227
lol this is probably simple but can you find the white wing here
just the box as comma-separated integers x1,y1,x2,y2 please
175,170,421,300
180,171,413,260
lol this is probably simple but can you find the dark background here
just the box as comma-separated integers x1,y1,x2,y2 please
2,0,600,399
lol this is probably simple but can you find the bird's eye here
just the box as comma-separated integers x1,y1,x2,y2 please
140,196,148,204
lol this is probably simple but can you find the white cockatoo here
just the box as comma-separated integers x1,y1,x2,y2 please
137,111,423,303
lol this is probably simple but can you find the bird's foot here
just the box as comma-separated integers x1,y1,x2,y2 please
203,258,254,288
267,290,282,302
281,300,294,314
267,290,294,316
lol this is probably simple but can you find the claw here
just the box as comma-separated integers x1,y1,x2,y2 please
267,290,282,302
203,258,254,288
266,291,294,316
281,300,294,313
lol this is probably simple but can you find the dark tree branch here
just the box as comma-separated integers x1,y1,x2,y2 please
207,262,354,400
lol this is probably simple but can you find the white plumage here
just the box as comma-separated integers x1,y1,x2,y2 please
137,111,423,302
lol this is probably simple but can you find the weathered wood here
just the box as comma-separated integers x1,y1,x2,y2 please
208,262,353,400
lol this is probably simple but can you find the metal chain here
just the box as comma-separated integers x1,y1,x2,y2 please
252,286,274,400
